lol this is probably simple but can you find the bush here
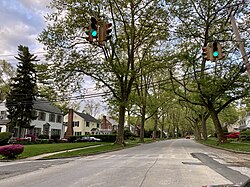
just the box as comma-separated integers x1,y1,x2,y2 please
51,135,60,143
240,130,250,141
0,144,24,159
0,132,12,145
25,134,36,142
92,134,116,142
38,134,49,139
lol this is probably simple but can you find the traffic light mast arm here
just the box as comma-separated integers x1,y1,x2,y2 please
228,5,250,79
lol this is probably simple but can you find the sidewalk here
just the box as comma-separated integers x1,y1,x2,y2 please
25,144,103,160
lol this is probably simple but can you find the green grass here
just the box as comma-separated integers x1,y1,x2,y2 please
199,138,250,152
0,138,160,160
44,143,124,159
18,142,103,159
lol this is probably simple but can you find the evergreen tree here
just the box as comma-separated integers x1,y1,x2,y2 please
6,45,38,137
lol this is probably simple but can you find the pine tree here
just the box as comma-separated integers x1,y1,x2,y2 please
6,45,38,137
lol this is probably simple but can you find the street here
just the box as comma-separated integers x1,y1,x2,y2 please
0,139,250,187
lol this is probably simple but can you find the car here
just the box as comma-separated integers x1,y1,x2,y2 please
74,137,102,142
225,132,240,139
89,137,101,142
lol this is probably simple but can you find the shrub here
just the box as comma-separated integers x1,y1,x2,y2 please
240,130,250,141
0,144,24,159
38,134,49,139
51,135,60,143
25,134,36,142
0,132,12,146
93,134,116,142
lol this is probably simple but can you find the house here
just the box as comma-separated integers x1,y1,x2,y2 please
63,110,100,136
100,116,118,134
0,99,64,138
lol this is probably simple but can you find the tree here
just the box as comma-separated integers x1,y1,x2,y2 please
0,60,15,101
6,46,38,137
39,0,169,145
83,100,101,118
167,0,250,143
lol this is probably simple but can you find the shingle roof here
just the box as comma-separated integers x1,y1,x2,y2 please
74,111,100,123
33,99,62,115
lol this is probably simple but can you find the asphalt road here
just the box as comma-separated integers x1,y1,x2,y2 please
0,139,250,187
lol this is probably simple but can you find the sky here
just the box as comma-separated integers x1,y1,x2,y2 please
0,0,107,115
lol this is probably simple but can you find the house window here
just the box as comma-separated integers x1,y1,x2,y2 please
49,114,55,122
57,115,62,123
75,131,81,136
34,128,41,137
0,127,2,132
38,112,46,121
51,129,61,136
85,132,90,135
97,124,99,128
73,121,79,127
0,111,6,119
86,122,89,127
32,110,37,118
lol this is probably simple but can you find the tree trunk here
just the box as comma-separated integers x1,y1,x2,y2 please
115,104,126,145
140,104,146,143
152,112,158,140
194,120,201,140
201,114,208,140
160,115,165,139
208,107,225,143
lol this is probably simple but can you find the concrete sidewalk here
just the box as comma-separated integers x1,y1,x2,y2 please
25,144,103,160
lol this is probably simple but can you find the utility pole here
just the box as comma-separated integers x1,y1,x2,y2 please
228,5,250,79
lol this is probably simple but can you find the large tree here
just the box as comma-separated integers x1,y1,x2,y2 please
39,0,169,144
6,46,38,137
167,0,250,143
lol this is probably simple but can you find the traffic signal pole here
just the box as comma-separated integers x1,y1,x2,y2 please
228,6,250,79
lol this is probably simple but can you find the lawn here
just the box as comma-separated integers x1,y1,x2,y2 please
0,138,160,160
18,142,103,159
199,138,250,152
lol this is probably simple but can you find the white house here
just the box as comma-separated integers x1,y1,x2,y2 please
63,111,100,136
0,99,64,138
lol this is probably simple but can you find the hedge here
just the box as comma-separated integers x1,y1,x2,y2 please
0,132,12,145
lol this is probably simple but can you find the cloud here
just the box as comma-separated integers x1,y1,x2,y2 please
0,0,51,58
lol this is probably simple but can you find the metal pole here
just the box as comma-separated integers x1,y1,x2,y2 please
228,6,250,79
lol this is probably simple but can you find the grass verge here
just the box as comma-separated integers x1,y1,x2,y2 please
198,138,250,153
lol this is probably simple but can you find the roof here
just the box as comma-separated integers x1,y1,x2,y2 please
74,111,100,123
105,116,118,126
0,99,62,115
33,99,62,115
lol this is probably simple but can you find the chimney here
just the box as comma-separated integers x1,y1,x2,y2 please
65,109,74,138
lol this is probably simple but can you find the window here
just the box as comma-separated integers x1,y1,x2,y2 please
97,123,99,128
38,112,46,121
51,129,61,136
73,121,79,127
0,127,2,132
34,128,41,137
49,114,55,122
57,115,62,123
0,111,6,119
75,132,81,136
86,122,90,127
32,110,37,118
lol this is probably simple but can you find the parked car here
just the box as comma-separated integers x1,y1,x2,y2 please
89,137,101,142
225,132,240,139
74,137,101,142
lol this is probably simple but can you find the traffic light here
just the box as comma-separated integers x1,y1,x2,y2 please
104,22,112,41
210,42,224,62
90,17,98,38
202,46,211,61
98,21,112,45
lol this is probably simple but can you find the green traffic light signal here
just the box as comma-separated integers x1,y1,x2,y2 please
213,51,219,57
213,42,219,58
91,29,97,37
